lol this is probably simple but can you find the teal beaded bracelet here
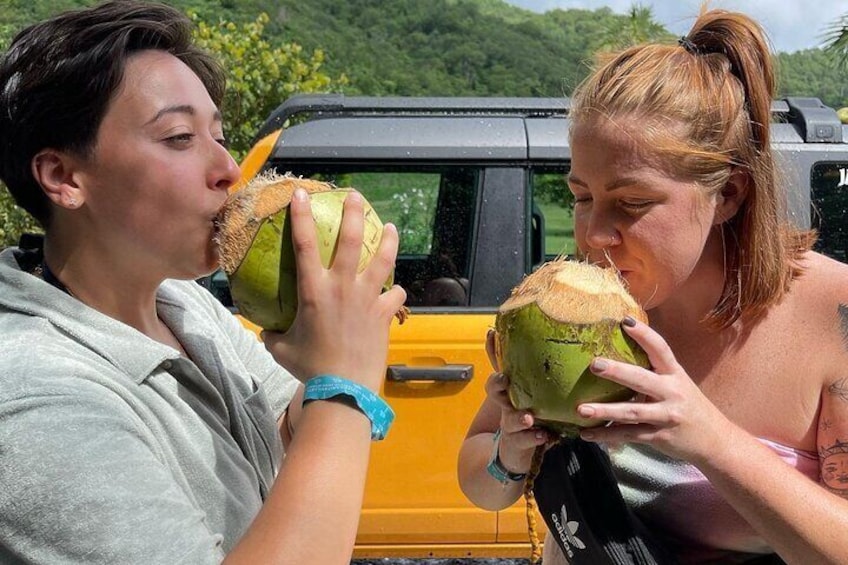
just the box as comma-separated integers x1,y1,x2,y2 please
302,375,395,441
486,429,527,485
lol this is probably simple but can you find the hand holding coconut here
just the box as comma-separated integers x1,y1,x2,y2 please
258,188,407,392
489,257,732,461
216,172,407,389
574,317,736,464
494,259,650,438
481,346,553,479
459,259,647,515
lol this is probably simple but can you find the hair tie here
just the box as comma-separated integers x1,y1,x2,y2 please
678,36,700,55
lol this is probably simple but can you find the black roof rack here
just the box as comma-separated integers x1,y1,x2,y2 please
253,94,570,143
253,94,843,145
778,97,843,143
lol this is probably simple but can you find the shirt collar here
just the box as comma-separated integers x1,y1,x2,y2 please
1,248,184,383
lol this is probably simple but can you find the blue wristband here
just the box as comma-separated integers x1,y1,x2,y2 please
302,375,395,441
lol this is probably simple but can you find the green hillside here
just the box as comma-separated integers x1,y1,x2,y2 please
3,0,843,106
2,0,845,246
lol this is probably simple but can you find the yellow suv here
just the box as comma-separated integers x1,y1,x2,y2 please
201,94,848,558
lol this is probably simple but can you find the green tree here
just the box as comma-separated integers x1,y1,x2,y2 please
591,3,673,53
191,12,346,160
0,189,41,248
824,13,848,71
0,22,41,248
777,49,848,109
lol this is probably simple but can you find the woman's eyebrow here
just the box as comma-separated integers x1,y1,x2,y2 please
145,106,223,125
145,104,195,125
567,174,640,191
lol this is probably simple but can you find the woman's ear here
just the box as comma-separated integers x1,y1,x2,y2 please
713,168,749,225
31,149,85,210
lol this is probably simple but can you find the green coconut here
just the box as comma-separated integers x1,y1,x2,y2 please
216,172,401,332
495,259,649,437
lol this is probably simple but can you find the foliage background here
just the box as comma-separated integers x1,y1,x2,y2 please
1,0,846,247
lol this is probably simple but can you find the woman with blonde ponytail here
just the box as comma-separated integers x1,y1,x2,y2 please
460,8,848,564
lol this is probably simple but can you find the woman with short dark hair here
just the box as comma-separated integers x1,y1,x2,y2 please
0,2,406,562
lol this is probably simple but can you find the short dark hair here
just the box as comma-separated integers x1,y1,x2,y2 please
0,0,226,226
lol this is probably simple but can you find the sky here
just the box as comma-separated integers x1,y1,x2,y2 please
502,0,848,53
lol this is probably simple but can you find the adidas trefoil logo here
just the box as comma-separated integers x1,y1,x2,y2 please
550,503,586,558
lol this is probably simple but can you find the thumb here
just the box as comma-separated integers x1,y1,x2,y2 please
486,329,500,372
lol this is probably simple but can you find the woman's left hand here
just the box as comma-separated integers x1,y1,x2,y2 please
575,317,734,465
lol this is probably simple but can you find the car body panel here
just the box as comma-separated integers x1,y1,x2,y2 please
359,313,497,546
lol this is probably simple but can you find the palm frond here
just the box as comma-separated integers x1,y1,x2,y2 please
822,14,848,71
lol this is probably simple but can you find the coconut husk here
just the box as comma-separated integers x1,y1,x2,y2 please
216,172,333,275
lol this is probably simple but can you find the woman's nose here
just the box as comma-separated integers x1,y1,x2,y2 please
583,210,622,250
209,139,241,192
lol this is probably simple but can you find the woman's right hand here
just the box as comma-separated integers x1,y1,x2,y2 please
261,189,407,392
484,330,552,475
484,372,552,475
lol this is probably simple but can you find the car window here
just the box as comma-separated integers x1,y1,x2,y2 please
531,167,576,264
284,166,481,308
308,170,440,256
811,162,848,263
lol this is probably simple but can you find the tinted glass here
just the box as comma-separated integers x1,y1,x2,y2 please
811,162,848,263
286,166,481,308
530,166,575,263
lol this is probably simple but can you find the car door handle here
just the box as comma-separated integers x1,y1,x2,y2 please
386,364,474,382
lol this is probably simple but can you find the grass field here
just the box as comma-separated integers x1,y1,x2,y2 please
537,201,575,258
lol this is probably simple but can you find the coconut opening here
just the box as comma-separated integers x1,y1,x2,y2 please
216,172,335,274
499,259,646,324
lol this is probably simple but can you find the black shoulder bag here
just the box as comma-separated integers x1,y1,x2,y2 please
532,438,676,564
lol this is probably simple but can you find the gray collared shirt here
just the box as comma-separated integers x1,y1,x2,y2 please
0,248,299,564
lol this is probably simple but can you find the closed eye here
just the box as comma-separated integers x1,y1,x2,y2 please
165,133,195,146
620,200,653,212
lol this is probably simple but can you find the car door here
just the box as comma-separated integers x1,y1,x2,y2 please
280,164,533,555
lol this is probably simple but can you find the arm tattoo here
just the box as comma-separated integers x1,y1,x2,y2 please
820,440,848,495
821,307,848,496
828,378,848,403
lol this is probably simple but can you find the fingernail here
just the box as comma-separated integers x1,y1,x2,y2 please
581,431,596,440
521,414,533,426
347,191,362,203
535,430,546,440
385,222,397,235
591,358,609,372
293,188,307,202
622,316,637,327
578,405,595,417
